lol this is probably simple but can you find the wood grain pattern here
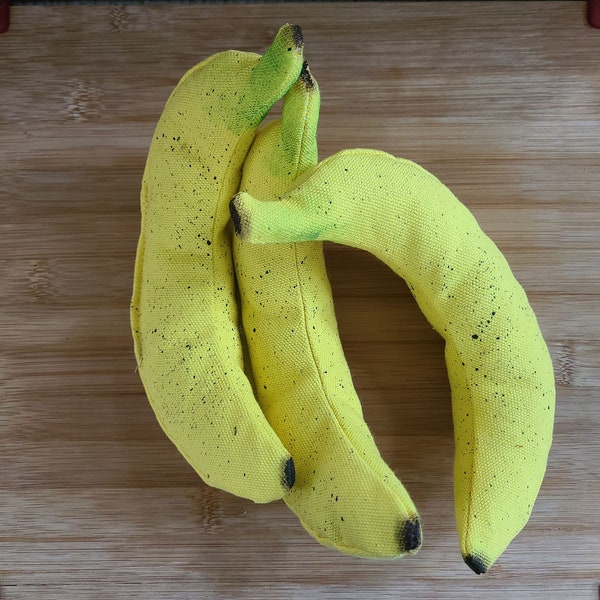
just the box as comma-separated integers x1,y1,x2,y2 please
1,2,599,598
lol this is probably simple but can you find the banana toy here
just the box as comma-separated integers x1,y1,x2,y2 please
233,67,421,558
230,149,555,572
130,25,304,503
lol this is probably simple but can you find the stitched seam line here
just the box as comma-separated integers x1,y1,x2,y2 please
291,101,415,516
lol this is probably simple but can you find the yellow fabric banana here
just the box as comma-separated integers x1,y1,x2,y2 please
130,25,304,503
230,149,555,572
233,67,421,558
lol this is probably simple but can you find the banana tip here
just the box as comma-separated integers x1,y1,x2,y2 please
283,457,296,490
300,61,316,90
229,194,245,237
399,518,422,553
463,553,489,575
290,24,303,50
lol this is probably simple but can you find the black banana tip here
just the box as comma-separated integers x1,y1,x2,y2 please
290,24,303,50
399,518,422,553
283,457,296,490
300,61,316,90
229,195,243,236
463,554,488,575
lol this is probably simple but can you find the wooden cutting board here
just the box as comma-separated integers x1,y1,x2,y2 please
1,2,599,598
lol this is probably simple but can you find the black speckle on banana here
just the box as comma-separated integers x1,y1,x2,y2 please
233,65,421,558
130,24,304,503
231,149,555,571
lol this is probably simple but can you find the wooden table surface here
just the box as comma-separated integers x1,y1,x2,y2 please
2,2,599,598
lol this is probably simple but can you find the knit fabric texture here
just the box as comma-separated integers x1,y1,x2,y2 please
233,68,421,558
130,25,305,503
231,149,556,571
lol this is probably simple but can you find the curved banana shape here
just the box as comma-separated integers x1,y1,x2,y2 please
130,25,304,503
230,149,555,571
233,68,421,558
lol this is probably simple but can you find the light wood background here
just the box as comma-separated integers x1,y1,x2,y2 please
2,2,599,598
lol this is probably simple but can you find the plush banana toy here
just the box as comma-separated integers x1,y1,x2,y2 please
133,24,554,574
131,24,305,503
231,150,556,573
233,65,421,558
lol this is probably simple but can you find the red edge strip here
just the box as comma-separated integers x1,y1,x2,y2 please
0,0,9,35
589,0,600,28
